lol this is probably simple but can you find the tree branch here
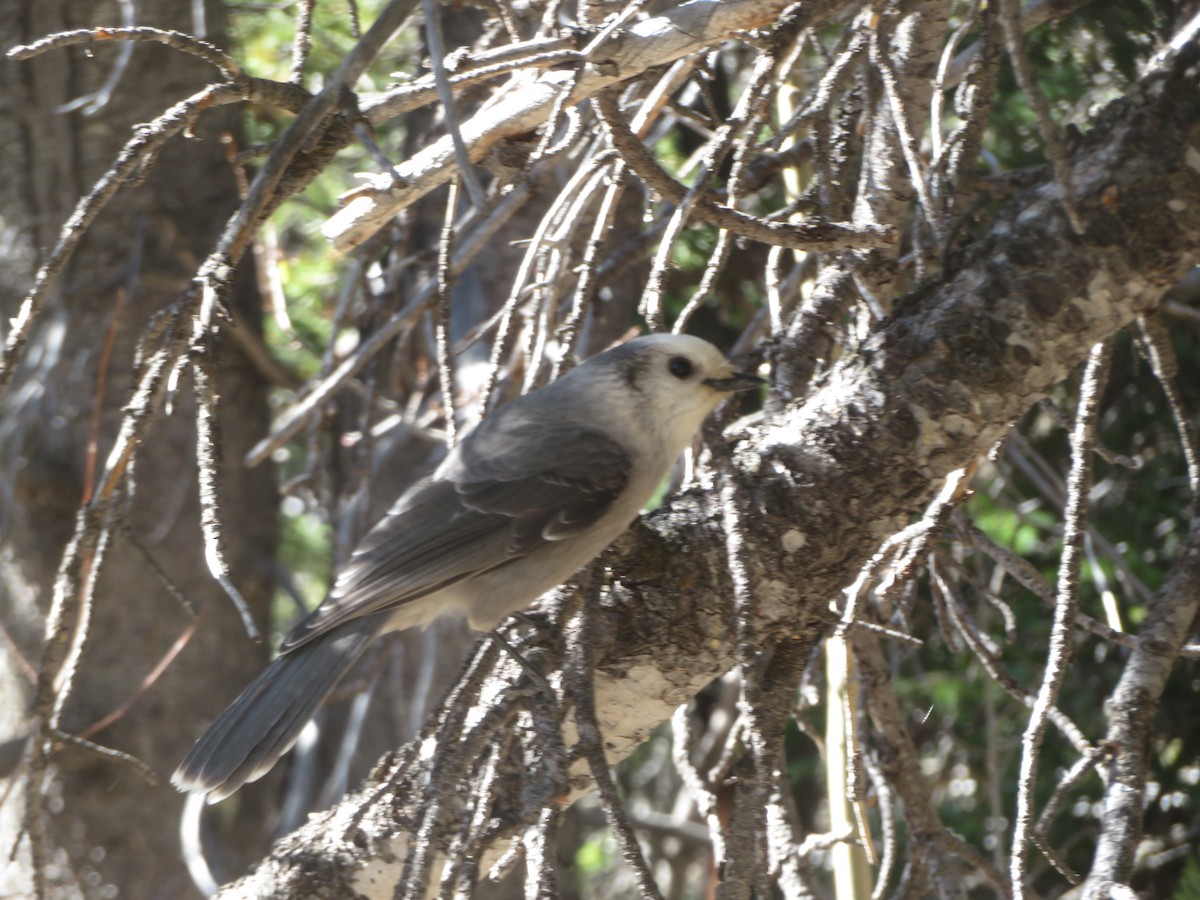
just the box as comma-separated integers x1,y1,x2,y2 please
322,0,841,252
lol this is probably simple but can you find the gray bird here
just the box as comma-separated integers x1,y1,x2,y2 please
173,334,762,800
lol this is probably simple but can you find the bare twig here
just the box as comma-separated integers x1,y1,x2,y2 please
8,25,243,80
435,181,460,446
422,0,487,207
290,0,316,82
571,584,666,900
864,749,897,900
595,88,893,255
1136,314,1199,505
51,728,158,784
1083,511,1200,895
837,467,969,637
191,327,260,642
1032,745,1113,884
998,0,1084,234
671,702,728,870
1010,340,1111,896
715,453,772,898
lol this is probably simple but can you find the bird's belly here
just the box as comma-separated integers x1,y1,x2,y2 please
469,531,618,629
436,512,636,631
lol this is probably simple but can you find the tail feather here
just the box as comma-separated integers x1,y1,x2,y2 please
172,614,385,801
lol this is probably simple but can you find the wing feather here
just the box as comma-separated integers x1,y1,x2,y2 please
280,422,631,651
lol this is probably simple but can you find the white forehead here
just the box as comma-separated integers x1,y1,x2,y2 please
623,333,725,366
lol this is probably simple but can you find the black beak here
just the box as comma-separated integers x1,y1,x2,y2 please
704,371,766,392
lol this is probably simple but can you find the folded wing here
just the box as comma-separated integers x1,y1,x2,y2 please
280,423,631,651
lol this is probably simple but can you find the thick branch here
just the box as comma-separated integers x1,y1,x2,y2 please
322,0,840,251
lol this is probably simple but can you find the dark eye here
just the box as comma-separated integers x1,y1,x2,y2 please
667,356,694,379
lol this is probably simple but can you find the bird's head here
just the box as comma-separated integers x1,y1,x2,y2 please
591,333,763,452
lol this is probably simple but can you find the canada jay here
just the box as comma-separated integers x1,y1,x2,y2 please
173,334,762,800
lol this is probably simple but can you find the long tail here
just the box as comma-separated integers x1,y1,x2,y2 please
172,613,385,801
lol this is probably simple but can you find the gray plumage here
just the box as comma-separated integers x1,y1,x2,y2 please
173,334,761,800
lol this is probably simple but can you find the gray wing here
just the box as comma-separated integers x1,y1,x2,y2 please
279,422,631,651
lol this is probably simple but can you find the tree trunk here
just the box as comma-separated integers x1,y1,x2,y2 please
0,2,277,896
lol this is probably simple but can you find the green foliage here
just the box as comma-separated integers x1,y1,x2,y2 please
271,492,332,645
970,490,1055,558
230,1,409,85
1176,854,1200,900
987,1,1186,169
574,831,614,879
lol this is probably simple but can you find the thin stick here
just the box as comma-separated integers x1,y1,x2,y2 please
998,0,1084,234
572,579,666,900
436,181,460,446
422,0,487,207
1010,340,1111,896
8,26,242,80
594,89,893,253
290,0,316,83
716,452,778,895
1136,315,1199,504
192,331,260,641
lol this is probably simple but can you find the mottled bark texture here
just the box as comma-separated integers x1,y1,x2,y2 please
0,1,276,897
221,38,1200,900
